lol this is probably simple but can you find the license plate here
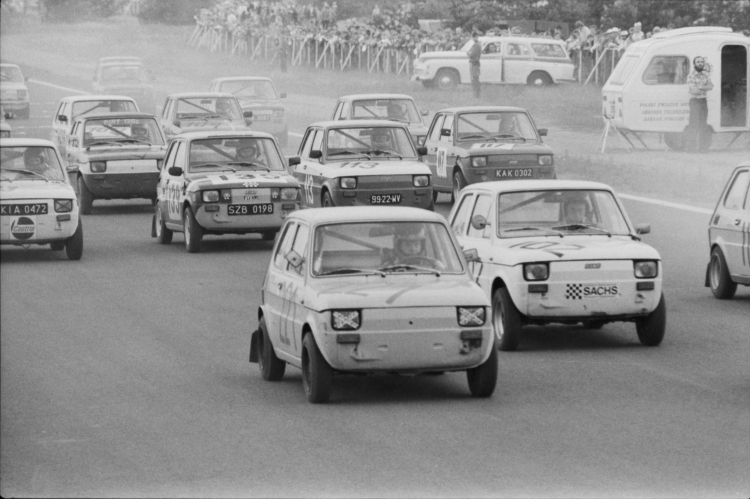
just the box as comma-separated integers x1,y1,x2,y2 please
495,168,533,178
370,194,402,204
228,203,274,215
1,203,48,216
253,114,271,121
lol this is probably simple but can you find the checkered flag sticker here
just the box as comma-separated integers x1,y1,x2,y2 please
565,284,583,300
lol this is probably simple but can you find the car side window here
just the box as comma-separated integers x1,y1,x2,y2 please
724,170,750,211
507,43,530,57
440,114,454,143
273,222,297,269
311,129,324,153
428,114,445,142
55,103,65,121
162,99,172,120
300,129,316,158
164,142,180,168
340,101,350,119
467,194,493,239
332,101,342,120
451,193,475,237
173,141,186,169
287,223,310,276
642,56,689,85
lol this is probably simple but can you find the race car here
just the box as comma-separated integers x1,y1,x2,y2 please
331,93,430,146
0,64,30,119
66,113,167,214
209,77,289,147
152,130,301,253
159,92,252,140
92,58,155,114
249,206,497,403
450,179,665,351
1,138,83,260
423,106,555,202
289,120,434,210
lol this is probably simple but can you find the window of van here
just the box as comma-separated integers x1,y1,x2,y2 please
642,56,689,85
531,43,567,58
507,43,531,57
608,54,641,86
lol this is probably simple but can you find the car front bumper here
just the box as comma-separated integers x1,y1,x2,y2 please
1,208,79,244
194,201,300,233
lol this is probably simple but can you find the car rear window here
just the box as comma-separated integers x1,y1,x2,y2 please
608,54,641,86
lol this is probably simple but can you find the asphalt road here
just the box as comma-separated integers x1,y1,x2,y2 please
1,79,748,498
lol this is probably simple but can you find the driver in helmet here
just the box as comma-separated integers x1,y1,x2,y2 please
215,98,233,118
381,223,445,270
130,124,149,141
563,194,591,225
236,141,263,163
387,103,406,121
23,147,50,175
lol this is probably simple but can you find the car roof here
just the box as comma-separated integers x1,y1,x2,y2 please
59,95,138,103
72,112,157,122
339,94,416,101
212,76,272,83
436,105,529,114
309,119,411,129
462,179,616,194
0,63,21,69
175,130,276,141
167,92,236,99
288,206,447,225
0,138,57,147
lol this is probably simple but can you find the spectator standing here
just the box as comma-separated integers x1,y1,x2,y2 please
686,56,714,151
575,21,591,43
320,2,333,29
467,31,481,98
277,28,290,73
631,22,644,42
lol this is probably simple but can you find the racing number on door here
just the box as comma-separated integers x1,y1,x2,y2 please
168,181,182,219
436,147,448,178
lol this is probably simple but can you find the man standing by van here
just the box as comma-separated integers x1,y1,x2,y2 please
686,56,714,151
467,31,482,98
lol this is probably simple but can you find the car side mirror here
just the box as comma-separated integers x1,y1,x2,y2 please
58,115,68,123
538,128,548,137
288,156,301,167
470,214,488,231
440,128,451,137
416,146,428,156
168,166,183,177
172,119,181,128
463,248,480,262
279,92,287,99
285,250,304,268
243,111,253,118
635,223,651,235
309,150,323,159
420,110,429,116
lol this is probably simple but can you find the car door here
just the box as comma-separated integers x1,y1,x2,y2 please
280,221,310,358
65,121,84,170
423,113,445,183
481,42,504,83
264,221,297,352
164,139,188,225
51,101,68,152
452,192,494,292
435,113,456,190
294,128,324,207
503,42,534,84
717,168,750,278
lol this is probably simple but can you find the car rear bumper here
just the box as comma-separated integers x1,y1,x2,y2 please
82,172,159,199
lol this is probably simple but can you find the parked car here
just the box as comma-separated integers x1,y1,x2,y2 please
153,130,301,253
159,92,252,140
209,77,289,147
0,138,83,259
51,95,139,157
331,93,430,146
412,35,575,90
0,64,30,119
706,161,750,298
93,59,155,113
66,113,167,214
449,179,665,351
249,206,497,403
423,106,555,202
289,120,434,210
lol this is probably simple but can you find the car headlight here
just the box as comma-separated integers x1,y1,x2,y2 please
280,187,298,201
413,175,430,187
472,156,487,167
331,310,361,330
538,155,553,166
202,190,220,203
90,161,106,173
634,260,658,278
273,109,284,118
524,263,549,281
457,307,485,327
339,177,357,189
54,199,73,213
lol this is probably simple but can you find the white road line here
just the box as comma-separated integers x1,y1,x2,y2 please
619,193,713,215
27,78,87,95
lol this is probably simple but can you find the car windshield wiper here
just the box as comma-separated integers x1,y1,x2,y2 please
227,161,270,171
491,133,526,141
504,226,563,236
2,168,51,181
318,268,383,276
327,150,371,159
378,264,441,276
191,162,236,172
363,149,403,159
552,224,612,236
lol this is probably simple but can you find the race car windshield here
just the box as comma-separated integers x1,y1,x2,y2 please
325,127,416,159
175,97,243,121
72,100,138,118
351,99,422,124
220,80,278,100
188,137,285,172
457,112,539,141
83,117,164,146
0,66,24,83
497,190,631,238
0,146,66,181
311,221,464,277
100,65,148,83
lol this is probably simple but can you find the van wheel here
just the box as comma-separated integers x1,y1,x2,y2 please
527,71,552,86
709,247,737,299
258,316,286,381
452,171,466,202
635,293,666,346
77,176,93,215
436,69,458,90
663,132,686,150
155,202,173,244
302,333,333,403
183,206,202,253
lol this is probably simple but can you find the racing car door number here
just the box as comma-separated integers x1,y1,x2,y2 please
167,181,182,219
436,147,448,178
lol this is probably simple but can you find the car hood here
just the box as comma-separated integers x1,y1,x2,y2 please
323,160,432,177
463,141,552,155
0,180,76,200
185,170,298,192
489,235,661,265
78,145,166,162
238,98,283,110
303,274,489,311
418,51,467,61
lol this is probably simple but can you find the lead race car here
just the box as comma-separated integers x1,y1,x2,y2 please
152,130,301,253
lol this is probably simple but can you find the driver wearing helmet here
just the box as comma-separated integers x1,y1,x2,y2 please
23,147,50,175
387,103,406,121
563,194,591,225
215,98,233,118
130,125,149,141
235,141,265,164
381,223,445,270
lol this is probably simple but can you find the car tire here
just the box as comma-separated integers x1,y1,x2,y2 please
492,287,522,351
435,69,458,90
261,231,277,241
258,316,286,381
65,218,83,261
50,241,65,251
527,71,553,86
183,206,202,253
155,202,173,244
709,247,737,299
322,191,335,208
635,293,666,346
466,339,498,397
302,333,333,404
77,176,94,215
452,171,466,203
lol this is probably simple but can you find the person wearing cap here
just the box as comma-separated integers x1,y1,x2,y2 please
466,30,482,98
686,55,714,151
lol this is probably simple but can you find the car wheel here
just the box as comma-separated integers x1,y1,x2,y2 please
77,176,93,215
65,218,83,261
435,69,458,90
527,71,552,86
322,191,335,208
258,316,286,381
709,247,737,299
663,132,686,151
635,293,666,346
452,171,466,203
301,333,333,404
155,202,173,244
50,241,65,251
492,287,522,351
466,338,498,397
183,206,202,253
261,231,277,241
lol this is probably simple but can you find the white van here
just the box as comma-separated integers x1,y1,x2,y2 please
602,27,749,150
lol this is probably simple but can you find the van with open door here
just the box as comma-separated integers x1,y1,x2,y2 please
601,27,749,150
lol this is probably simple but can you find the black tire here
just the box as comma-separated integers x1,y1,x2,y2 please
527,71,552,86
49,241,65,251
301,333,333,403
154,202,173,244
258,316,286,381
322,191,335,208
77,176,93,215
663,132,686,151
492,287,522,351
183,206,202,253
709,247,737,299
636,293,666,346
452,171,467,204
261,231,277,241
65,218,83,261
466,339,498,397
435,68,458,90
